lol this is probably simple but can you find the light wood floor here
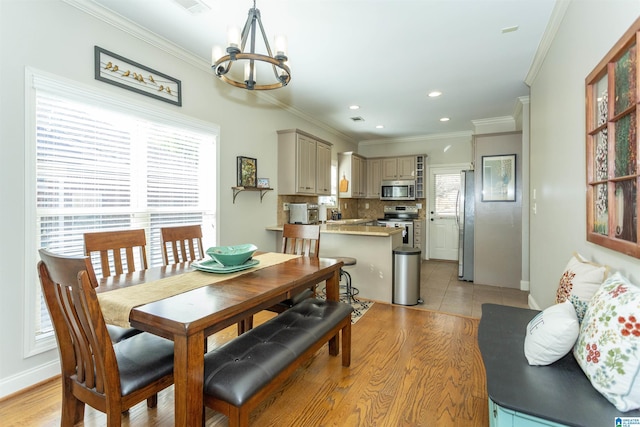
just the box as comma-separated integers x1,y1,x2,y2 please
0,303,488,426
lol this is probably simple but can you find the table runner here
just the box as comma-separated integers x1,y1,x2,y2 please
98,252,300,328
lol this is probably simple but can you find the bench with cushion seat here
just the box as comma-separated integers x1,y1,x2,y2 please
478,303,640,427
203,298,353,427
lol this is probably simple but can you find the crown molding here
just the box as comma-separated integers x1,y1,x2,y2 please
359,130,474,146
525,0,571,86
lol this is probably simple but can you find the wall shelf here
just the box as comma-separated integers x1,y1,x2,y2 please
232,186,273,203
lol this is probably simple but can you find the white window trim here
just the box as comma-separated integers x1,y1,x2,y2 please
23,67,220,357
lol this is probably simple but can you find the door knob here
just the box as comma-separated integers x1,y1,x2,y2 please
430,218,434,221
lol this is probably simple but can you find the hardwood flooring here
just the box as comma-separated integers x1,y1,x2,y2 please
0,304,488,426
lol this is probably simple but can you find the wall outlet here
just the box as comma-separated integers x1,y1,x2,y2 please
416,203,422,209
365,203,369,209
283,203,290,211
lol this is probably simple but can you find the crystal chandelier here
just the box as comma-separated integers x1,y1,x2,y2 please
212,0,291,90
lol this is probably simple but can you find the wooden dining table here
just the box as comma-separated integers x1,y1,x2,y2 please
96,254,343,426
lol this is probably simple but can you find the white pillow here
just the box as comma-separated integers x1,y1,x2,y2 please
524,301,579,366
574,272,640,412
556,252,609,323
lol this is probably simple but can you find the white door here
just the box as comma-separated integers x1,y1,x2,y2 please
428,164,467,260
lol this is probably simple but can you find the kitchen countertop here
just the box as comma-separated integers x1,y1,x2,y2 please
265,222,402,237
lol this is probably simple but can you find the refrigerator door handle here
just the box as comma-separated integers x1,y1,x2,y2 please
455,190,461,228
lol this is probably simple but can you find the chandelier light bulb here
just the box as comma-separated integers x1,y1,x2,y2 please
227,26,241,50
211,46,224,66
274,34,288,58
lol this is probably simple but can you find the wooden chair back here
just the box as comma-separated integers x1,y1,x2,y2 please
37,249,173,425
83,229,148,277
282,224,321,257
160,224,204,265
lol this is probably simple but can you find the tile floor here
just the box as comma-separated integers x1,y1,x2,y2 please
413,259,530,318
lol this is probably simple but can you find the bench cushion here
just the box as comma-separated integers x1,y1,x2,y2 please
479,303,640,426
203,298,352,407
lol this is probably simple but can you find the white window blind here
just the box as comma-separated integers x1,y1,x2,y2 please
433,173,460,217
33,90,217,341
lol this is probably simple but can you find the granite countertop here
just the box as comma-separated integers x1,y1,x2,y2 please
265,222,402,237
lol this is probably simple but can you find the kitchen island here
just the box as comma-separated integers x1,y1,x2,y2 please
265,223,404,303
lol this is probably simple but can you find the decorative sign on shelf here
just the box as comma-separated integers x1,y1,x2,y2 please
94,46,182,106
237,156,257,187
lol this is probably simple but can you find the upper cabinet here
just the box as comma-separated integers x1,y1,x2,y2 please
277,129,332,195
316,141,331,195
338,152,367,198
381,156,416,180
366,158,382,198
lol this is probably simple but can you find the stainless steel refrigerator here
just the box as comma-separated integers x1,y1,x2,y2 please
457,170,475,281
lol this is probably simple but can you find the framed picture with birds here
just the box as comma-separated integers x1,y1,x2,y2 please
94,46,182,106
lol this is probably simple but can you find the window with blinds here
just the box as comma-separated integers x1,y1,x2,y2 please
32,89,217,342
433,173,460,217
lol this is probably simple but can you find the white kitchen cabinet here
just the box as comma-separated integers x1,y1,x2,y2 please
316,141,331,195
277,129,332,195
366,158,381,198
338,152,366,198
381,156,416,180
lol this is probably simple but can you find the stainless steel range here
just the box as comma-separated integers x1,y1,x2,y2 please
377,206,419,247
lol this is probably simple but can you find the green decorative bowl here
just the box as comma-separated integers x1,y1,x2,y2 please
206,243,258,266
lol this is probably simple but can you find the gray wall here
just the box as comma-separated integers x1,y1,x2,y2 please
474,132,523,288
528,0,640,309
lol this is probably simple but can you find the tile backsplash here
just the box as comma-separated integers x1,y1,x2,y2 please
276,195,425,225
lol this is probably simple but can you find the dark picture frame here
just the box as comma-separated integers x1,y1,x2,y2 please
237,156,257,187
482,154,516,202
94,46,182,106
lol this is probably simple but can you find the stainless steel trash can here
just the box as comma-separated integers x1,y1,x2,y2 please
393,246,422,305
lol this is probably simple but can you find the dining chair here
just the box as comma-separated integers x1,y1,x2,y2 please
160,224,204,265
84,229,148,343
37,249,174,427
83,229,148,277
238,224,321,334
270,223,321,310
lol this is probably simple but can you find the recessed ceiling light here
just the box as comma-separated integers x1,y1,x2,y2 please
376,125,384,129
428,91,442,98
349,105,360,110
440,117,450,122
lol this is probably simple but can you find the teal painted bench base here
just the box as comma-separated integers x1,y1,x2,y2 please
489,399,566,427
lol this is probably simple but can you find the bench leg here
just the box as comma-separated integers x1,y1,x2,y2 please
228,405,250,427
342,321,351,367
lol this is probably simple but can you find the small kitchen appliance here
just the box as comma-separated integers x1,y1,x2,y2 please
377,205,419,247
288,203,319,224
380,180,416,201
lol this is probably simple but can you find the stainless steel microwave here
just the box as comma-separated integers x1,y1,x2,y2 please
380,180,416,201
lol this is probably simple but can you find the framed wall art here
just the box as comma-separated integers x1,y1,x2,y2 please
257,178,270,188
94,46,182,106
585,17,640,258
237,156,257,187
482,154,516,202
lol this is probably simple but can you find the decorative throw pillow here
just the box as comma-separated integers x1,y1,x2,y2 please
555,252,609,322
524,301,579,366
573,272,640,412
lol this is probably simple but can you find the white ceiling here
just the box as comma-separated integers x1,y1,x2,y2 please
85,0,557,142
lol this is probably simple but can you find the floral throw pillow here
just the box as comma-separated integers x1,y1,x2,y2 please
573,272,640,412
556,252,609,322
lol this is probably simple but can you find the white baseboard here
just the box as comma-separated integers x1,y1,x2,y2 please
520,280,530,291
0,360,60,399
527,294,541,310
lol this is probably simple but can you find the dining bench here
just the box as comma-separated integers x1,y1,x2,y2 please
202,298,353,426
